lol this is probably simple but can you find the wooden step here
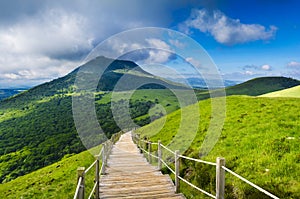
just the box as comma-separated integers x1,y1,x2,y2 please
99,132,185,199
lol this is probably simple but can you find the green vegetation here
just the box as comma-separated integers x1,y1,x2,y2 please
0,91,174,183
0,89,23,100
260,85,300,98
0,56,187,183
226,76,300,96
0,147,99,199
1,54,299,197
137,96,300,199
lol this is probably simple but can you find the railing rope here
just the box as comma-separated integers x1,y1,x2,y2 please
160,143,175,155
222,166,280,199
178,154,216,166
73,131,123,199
133,132,280,199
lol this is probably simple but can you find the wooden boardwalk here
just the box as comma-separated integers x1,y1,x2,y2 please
100,132,185,199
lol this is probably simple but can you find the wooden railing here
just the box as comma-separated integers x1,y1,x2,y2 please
73,132,122,199
132,132,280,199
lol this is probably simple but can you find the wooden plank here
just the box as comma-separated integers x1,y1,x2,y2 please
99,132,185,199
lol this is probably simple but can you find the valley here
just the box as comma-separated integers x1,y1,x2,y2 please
0,56,299,198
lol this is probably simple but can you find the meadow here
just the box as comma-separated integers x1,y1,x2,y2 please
0,147,98,199
136,95,300,198
260,85,300,98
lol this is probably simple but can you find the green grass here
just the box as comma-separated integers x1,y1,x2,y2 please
226,76,300,96
0,146,101,199
0,133,124,199
260,85,300,98
98,89,182,114
136,96,300,199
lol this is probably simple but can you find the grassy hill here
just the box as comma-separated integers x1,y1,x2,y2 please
136,96,300,199
260,85,300,98
226,76,300,96
0,146,99,199
0,74,297,183
0,88,183,183
2,95,298,198
0,56,187,183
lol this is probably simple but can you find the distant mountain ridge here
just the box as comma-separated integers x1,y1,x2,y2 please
226,76,300,96
0,89,27,100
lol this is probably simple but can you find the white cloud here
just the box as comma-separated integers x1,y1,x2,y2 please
182,9,277,45
0,9,93,58
261,64,271,71
185,57,202,68
284,61,300,80
243,64,272,71
0,0,192,88
105,37,175,64
2,73,20,80
287,61,300,68
144,38,173,63
222,71,269,81
169,39,185,49
0,8,94,88
245,70,254,75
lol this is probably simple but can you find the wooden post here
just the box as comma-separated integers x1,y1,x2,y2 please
95,156,100,199
143,139,147,157
148,141,152,164
158,140,162,170
77,167,85,199
136,135,140,153
216,157,225,199
175,150,180,193
136,135,142,153
137,135,140,149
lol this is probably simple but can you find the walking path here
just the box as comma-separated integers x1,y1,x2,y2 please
99,132,185,199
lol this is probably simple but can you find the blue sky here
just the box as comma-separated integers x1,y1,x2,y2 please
0,0,299,88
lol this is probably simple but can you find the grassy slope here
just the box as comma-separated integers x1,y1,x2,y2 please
226,77,300,96
0,88,181,183
0,146,101,199
98,89,180,113
0,76,299,197
136,96,300,199
260,85,300,98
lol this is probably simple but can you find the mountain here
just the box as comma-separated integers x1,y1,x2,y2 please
186,77,240,88
0,56,184,108
167,77,240,89
225,76,300,96
0,56,186,183
0,89,27,100
260,85,300,98
193,76,300,101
